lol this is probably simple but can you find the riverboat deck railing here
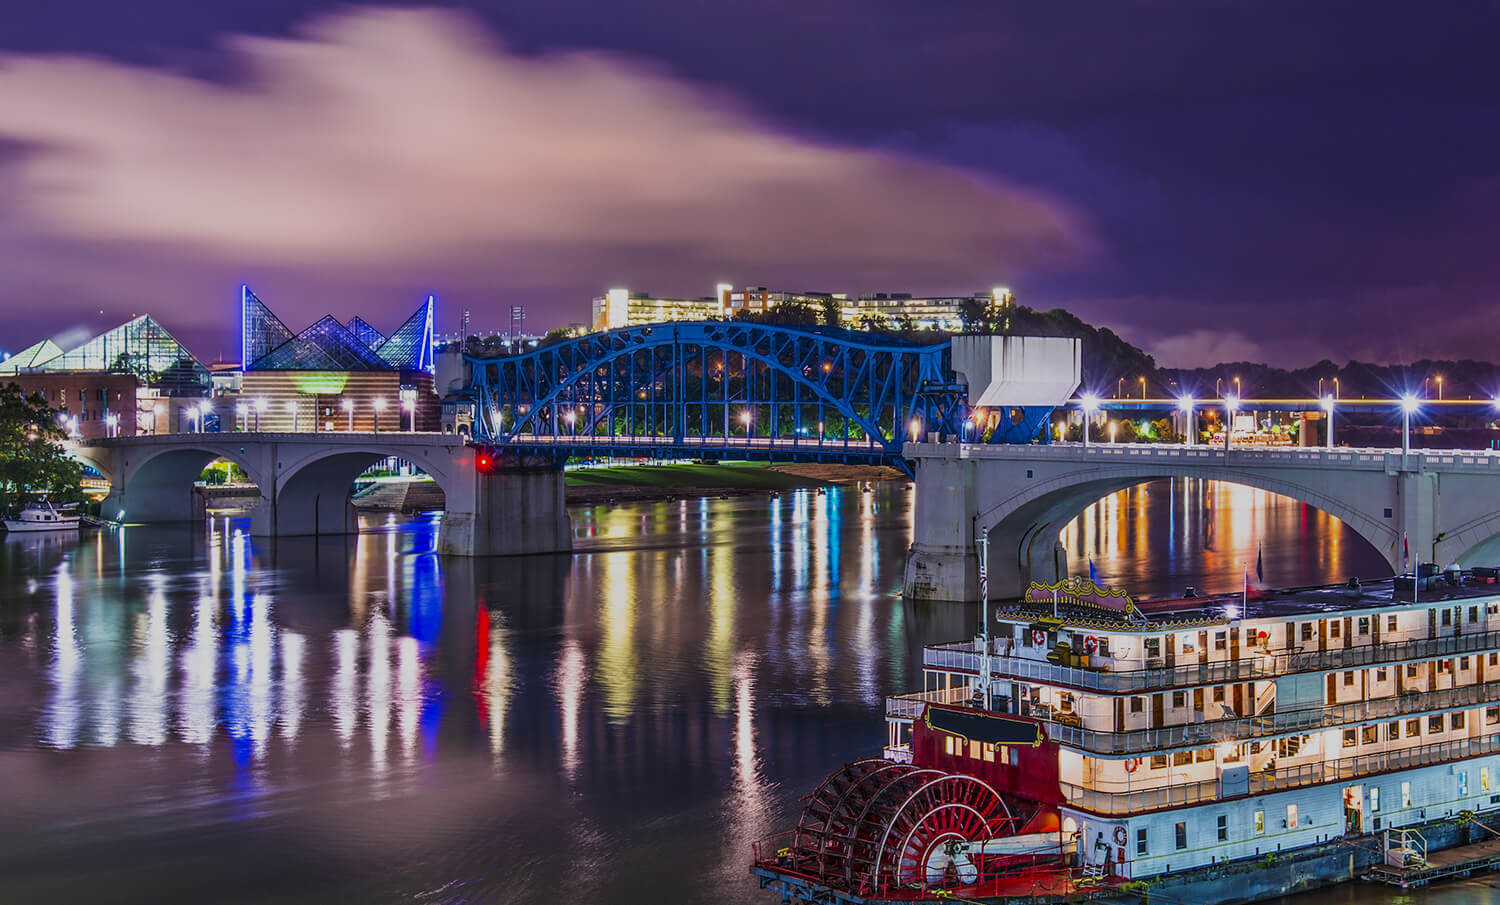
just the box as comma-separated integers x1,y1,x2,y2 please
887,677,1500,756
1059,733,1500,815
923,629,1500,694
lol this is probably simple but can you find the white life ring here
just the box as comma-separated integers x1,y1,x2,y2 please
1032,629,1047,646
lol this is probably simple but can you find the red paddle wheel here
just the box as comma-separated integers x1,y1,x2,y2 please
787,759,1024,896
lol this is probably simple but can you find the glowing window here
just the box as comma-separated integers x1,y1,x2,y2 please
1286,804,1299,829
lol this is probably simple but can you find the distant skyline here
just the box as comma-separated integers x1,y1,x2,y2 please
1,2,1498,368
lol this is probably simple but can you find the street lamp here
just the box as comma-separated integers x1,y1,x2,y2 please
373,397,387,433
254,398,266,432
1233,376,1241,399
1317,377,1324,398
286,400,298,433
1437,375,1444,401
1108,421,1118,443
235,403,247,432
342,397,354,431
1400,393,1420,455
565,409,577,436
403,397,415,432
1176,395,1194,445
1117,377,1124,399
909,416,922,443
1138,376,1146,399
197,402,212,433
1080,393,1101,448
105,411,118,438
739,409,752,439
1224,394,1239,452
1320,395,1335,449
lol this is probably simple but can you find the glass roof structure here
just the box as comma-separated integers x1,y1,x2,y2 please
0,316,210,394
241,288,435,374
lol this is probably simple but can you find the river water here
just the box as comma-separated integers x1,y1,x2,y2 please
0,478,1485,904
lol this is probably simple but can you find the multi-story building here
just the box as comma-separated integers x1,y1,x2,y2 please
590,284,1012,332
0,315,211,438
237,287,440,433
882,575,1500,881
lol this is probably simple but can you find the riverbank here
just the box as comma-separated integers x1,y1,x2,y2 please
563,462,904,504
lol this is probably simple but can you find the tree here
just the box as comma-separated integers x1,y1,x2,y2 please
0,383,83,514
819,296,842,328
958,297,990,334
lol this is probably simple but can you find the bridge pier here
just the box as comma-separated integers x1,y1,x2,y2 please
438,455,572,557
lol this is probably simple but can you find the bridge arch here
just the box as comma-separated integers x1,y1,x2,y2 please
258,442,466,537
89,440,272,523
975,462,1400,598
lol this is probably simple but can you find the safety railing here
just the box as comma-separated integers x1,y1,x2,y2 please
1060,733,1500,815
884,685,972,720
923,628,1500,694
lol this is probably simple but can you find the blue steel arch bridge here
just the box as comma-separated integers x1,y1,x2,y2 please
465,322,1044,472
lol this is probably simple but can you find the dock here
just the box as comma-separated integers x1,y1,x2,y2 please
1366,835,1500,888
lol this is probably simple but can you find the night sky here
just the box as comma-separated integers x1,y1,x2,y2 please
1,1,1497,367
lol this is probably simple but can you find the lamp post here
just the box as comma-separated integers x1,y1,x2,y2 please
236,403,247,432
403,398,415,432
1317,377,1324,398
1333,377,1340,399
197,402,211,433
1117,377,1124,398
1224,394,1239,453
1177,396,1194,445
740,409,752,440
1400,393,1420,457
1080,394,1100,448
1138,376,1146,399
1437,375,1444,401
1216,377,1223,399
286,400,298,433
153,403,164,435
1109,421,1118,444
565,409,577,436
373,398,387,433
1321,395,1335,449
105,411,118,438
342,398,353,431
909,417,922,443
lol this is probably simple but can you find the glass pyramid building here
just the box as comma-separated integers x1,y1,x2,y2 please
240,287,435,374
0,315,210,394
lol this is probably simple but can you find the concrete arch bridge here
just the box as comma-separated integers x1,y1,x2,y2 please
904,442,1500,602
71,433,569,557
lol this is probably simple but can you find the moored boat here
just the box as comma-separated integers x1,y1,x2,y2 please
3,500,82,533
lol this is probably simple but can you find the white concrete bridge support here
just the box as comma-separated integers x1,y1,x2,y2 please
904,442,1500,603
73,434,571,558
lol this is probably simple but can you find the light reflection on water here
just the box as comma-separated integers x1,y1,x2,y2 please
0,480,1422,904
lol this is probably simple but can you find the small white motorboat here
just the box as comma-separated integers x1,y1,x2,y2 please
3,500,82,533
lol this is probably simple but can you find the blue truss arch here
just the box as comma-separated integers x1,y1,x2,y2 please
465,322,971,470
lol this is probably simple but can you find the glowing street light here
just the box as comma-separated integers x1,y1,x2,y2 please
1224,394,1239,452
1138,376,1146,399
196,402,212,433
1108,421,1118,443
235,402,247,432
1320,395,1335,449
341,397,354,431
1400,393,1420,455
152,402,165,435
403,397,415,432
1176,395,1194,445
1437,375,1444,401
909,416,923,443
739,408,753,440
373,397,387,433
1080,393,1101,448
105,411,119,438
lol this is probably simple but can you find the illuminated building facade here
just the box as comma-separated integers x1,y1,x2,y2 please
590,284,1012,332
0,315,211,438
238,287,439,433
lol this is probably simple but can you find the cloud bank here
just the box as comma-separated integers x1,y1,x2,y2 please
0,7,1089,344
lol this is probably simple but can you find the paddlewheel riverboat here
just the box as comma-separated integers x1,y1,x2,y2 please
753,569,1500,903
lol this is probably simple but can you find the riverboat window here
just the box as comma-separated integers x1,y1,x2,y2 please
1145,638,1161,658
1442,609,1452,627
1097,638,1111,657
1286,804,1299,828
1471,607,1480,624
1214,632,1226,650
1130,697,1144,713
1330,621,1341,639
945,735,957,756
1343,671,1355,686
1254,810,1265,834
1174,822,1187,850
1460,656,1471,670
969,740,983,759
1358,617,1369,635
1171,691,1186,708
1406,719,1420,737
1370,788,1380,812
1487,707,1500,726
1212,686,1225,702
1452,712,1466,731
1483,769,1491,792
1401,782,1412,807
1342,729,1357,748
1362,726,1378,745
1173,751,1192,766
982,744,996,763
1196,749,1213,763
1428,715,1444,734
1460,772,1470,797
1301,623,1314,642
1376,667,1388,682
1387,722,1400,741
1491,654,1499,667
1151,754,1168,769
1058,693,1074,712
1438,659,1451,674
1136,828,1148,855
1406,664,1419,678
1216,815,1227,841
1388,615,1398,632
